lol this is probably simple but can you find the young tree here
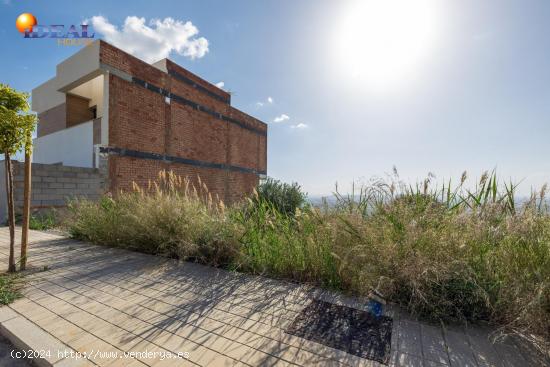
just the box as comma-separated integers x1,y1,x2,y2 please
20,128,32,271
0,84,36,272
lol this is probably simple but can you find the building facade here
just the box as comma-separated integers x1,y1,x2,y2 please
31,40,267,203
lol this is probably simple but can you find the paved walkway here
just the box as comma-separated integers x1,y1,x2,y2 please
0,228,547,367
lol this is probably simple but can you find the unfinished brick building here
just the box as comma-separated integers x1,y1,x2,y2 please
30,40,267,203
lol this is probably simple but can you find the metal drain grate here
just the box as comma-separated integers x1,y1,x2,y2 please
285,300,393,364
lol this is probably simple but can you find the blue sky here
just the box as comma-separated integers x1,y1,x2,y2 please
1,0,550,196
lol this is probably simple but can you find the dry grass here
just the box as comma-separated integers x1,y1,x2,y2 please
66,170,550,348
68,172,241,267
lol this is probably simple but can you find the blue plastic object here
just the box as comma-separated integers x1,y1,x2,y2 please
366,299,383,317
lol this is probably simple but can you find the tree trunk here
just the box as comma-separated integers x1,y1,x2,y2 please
5,153,16,272
21,141,31,271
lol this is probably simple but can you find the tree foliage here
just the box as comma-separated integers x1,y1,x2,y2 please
255,177,308,215
0,84,36,273
0,84,35,156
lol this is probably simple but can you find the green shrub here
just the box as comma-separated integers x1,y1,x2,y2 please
29,210,58,230
254,177,307,215
66,170,550,345
232,197,340,287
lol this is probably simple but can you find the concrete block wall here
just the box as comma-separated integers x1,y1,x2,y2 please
0,160,105,223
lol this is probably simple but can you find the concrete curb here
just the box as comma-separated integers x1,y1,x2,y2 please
0,304,91,367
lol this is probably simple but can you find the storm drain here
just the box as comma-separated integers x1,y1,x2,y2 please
285,300,393,364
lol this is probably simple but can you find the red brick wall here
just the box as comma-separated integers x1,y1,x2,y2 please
100,41,167,87
166,59,231,105
169,103,228,164
259,135,267,173
108,156,229,202
108,75,166,155
228,124,259,169
169,66,230,115
100,41,267,203
108,155,164,191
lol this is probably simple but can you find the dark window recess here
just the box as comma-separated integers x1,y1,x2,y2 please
90,106,97,119
285,300,393,365
66,94,94,128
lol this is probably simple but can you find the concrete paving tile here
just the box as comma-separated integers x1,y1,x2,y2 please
397,320,423,358
111,316,153,336
443,328,477,367
492,339,528,367
65,333,100,352
146,329,254,366
104,356,149,367
421,324,449,365
64,313,111,335
424,361,448,367
150,358,195,367
390,351,424,367
38,317,84,344
0,306,19,323
32,297,67,310
53,356,95,367
465,327,504,367
75,338,121,367
92,324,136,346
126,340,189,366
2,229,548,367
0,316,66,366
33,313,65,329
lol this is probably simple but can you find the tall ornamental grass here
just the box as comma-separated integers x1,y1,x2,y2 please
69,172,241,267
66,170,550,346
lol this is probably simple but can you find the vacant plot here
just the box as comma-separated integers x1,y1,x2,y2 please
66,171,550,350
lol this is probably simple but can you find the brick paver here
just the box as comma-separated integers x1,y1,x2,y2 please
0,228,548,367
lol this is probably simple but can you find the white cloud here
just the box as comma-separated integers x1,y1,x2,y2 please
88,15,209,63
256,96,274,108
273,114,290,123
215,81,224,89
290,123,308,130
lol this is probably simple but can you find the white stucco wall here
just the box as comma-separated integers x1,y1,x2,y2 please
55,40,101,92
33,121,94,168
31,40,101,114
68,74,104,117
31,77,66,114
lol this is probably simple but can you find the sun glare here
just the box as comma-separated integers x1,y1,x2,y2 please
333,0,438,91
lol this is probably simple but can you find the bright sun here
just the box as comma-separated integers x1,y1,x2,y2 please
333,0,438,91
